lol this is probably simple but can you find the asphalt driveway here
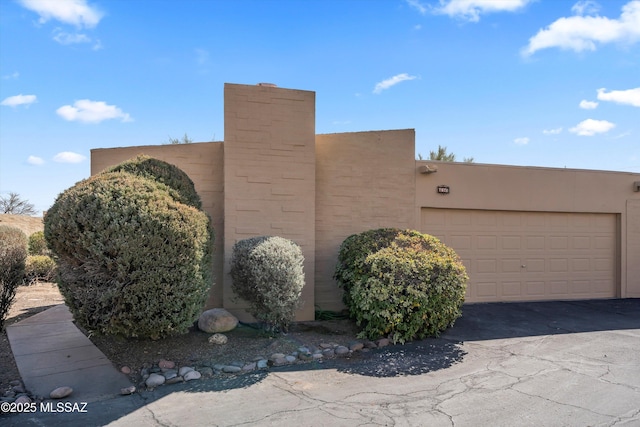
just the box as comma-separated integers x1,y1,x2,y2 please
4,299,640,426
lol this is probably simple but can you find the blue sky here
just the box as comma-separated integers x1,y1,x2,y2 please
1,0,639,215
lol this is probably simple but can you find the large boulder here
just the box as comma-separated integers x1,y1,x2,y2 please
198,308,238,333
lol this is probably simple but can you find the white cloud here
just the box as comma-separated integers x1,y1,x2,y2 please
571,0,601,16
543,127,563,135
27,156,45,165
597,87,640,107
1,94,37,107
56,99,133,123
434,0,533,22
579,99,599,109
373,73,417,94
18,0,104,28
53,152,86,163
522,0,640,56
53,29,91,45
569,118,615,136
2,72,19,80
514,137,530,145
406,0,427,15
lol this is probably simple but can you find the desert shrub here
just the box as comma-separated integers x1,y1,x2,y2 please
0,225,27,331
44,170,213,339
335,228,467,344
230,236,305,332
28,231,49,256
104,154,202,209
25,255,57,283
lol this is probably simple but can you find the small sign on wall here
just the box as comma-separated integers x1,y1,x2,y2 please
437,185,450,195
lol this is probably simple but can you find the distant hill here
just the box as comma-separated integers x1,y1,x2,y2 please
0,214,44,236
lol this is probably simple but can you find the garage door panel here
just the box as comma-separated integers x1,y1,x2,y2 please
572,258,590,271
525,259,545,272
526,236,545,249
502,236,521,249
502,282,522,296
421,208,617,302
572,236,591,249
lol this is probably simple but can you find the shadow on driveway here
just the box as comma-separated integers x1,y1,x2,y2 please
443,298,640,342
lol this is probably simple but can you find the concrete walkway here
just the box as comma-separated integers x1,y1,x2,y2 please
5,304,132,402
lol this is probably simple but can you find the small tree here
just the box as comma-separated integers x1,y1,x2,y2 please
0,192,37,216
230,236,305,333
417,145,474,163
0,226,28,331
167,133,193,144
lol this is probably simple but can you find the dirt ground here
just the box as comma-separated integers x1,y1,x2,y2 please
1,282,362,391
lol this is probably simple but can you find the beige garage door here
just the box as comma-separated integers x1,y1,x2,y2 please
421,209,617,303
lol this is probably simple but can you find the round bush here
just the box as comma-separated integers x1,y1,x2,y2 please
335,228,467,344
104,154,202,209
28,231,49,256
0,225,27,331
25,255,57,283
44,171,213,339
230,236,305,332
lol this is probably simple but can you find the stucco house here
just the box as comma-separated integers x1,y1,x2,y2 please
91,83,640,321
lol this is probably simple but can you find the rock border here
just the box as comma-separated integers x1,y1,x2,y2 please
133,338,390,392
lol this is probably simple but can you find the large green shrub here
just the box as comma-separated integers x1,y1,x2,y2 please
230,236,305,332
28,231,49,256
104,154,202,209
0,225,27,331
25,255,57,283
335,228,467,344
45,168,213,339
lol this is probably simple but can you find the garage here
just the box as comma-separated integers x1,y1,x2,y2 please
420,208,617,303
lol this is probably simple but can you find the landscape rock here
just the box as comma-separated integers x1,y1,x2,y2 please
199,367,214,377
223,365,242,374
165,376,184,385
179,366,194,376
158,359,175,369
184,370,201,381
209,333,228,345
15,395,31,404
162,369,178,380
145,373,166,388
257,359,268,369
242,362,257,372
322,348,335,357
50,386,73,399
376,338,390,347
198,308,239,333
335,346,350,357
120,386,136,395
349,342,364,352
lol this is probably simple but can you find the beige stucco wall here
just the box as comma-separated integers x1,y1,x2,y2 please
415,161,640,298
315,130,417,311
223,83,316,321
91,142,225,308
627,199,640,297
